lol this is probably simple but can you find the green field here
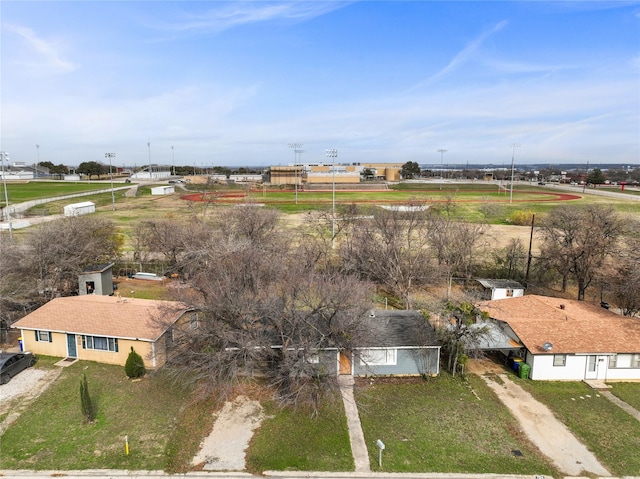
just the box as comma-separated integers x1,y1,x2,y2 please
0,180,123,206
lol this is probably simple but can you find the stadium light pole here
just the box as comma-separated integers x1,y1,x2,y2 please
326,148,338,248
105,153,116,210
437,149,447,190
171,146,176,176
288,143,303,204
35,144,40,178
1,151,13,239
509,144,521,204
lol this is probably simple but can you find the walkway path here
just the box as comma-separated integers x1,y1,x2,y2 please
338,375,371,472
482,374,610,477
599,390,640,422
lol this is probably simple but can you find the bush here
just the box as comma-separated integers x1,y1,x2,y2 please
80,371,96,422
125,347,146,378
508,210,535,226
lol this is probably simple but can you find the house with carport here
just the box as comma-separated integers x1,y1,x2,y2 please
477,295,640,381
12,295,195,369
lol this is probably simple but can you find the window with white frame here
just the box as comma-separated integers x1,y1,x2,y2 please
553,354,567,367
82,335,118,352
359,348,397,366
610,354,640,368
35,330,52,342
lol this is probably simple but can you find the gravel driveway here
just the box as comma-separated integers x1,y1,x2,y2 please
0,368,61,434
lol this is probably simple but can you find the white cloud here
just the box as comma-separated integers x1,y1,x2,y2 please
5,24,77,73
409,20,508,91
155,1,352,35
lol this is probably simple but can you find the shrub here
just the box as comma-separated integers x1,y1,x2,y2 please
509,210,535,226
125,347,146,378
80,371,96,422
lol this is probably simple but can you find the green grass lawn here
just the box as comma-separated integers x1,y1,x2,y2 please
519,380,640,476
0,360,215,472
1,181,121,206
354,374,558,475
609,382,640,411
246,392,353,472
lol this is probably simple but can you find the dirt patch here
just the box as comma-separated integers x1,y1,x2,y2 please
191,395,266,471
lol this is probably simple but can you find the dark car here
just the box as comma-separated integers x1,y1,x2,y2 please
0,352,37,384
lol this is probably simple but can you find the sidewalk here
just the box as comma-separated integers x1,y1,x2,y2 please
338,375,370,472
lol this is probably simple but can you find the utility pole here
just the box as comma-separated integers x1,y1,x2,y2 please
525,213,535,283
509,144,521,204
105,153,116,211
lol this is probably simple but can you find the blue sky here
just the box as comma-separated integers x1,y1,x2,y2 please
1,1,639,168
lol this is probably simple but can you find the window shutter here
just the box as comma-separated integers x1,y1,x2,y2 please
35,331,39,342
48,332,52,342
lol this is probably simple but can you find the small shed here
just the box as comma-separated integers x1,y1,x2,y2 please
78,263,114,296
151,186,175,195
63,201,95,217
475,279,525,300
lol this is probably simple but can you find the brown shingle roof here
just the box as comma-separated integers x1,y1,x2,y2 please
12,295,189,342
477,295,640,354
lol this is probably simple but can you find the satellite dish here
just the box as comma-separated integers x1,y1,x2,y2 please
543,342,553,351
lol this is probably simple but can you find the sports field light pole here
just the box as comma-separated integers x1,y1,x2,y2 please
326,148,338,248
35,144,40,178
288,143,303,204
105,153,116,210
437,148,447,190
171,146,176,176
509,144,521,204
1,151,13,239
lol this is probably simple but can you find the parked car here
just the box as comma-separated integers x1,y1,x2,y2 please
0,352,37,384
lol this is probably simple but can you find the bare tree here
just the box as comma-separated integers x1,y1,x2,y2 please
490,238,526,280
426,215,485,298
608,219,640,316
339,204,434,308
538,205,624,301
435,301,491,377
23,217,123,299
162,206,373,412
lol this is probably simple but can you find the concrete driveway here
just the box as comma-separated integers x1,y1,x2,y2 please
482,374,610,477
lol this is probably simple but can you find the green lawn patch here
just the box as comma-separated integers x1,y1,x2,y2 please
609,382,640,411
355,374,557,475
519,380,640,476
1,181,119,205
0,361,209,471
246,392,353,472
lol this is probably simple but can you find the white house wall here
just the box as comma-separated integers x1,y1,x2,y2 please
491,288,525,300
528,354,588,380
528,353,640,381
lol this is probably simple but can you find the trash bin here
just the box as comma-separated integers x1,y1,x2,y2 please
519,363,531,379
513,357,523,372
18,337,24,351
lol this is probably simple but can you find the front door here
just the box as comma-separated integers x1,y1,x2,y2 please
585,355,607,380
67,334,77,358
339,351,351,375
585,355,598,379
